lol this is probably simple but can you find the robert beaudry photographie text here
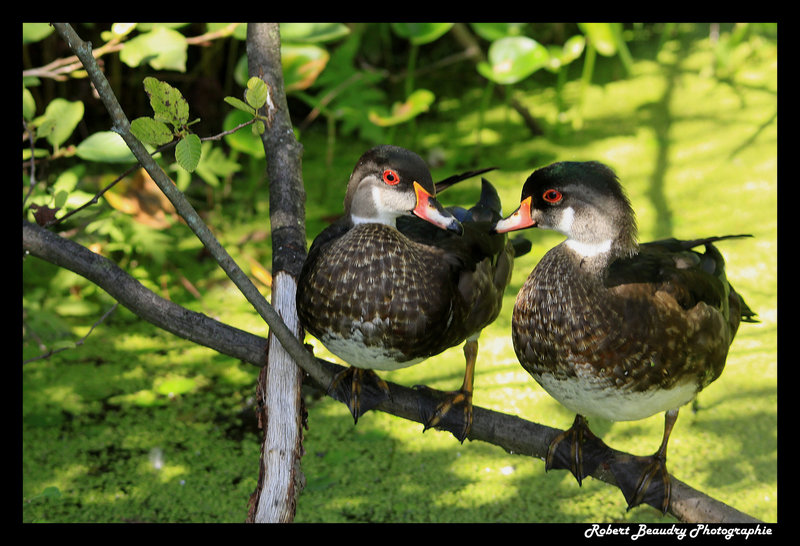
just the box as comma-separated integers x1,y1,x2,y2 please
584,523,773,540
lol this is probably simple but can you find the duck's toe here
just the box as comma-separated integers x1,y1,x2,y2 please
415,385,473,443
327,367,391,424
546,414,612,486
610,452,672,513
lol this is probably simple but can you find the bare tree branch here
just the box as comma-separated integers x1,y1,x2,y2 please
244,22,308,524
22,219,762,524
24,23,241,81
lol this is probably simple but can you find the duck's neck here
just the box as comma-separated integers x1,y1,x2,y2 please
350,211,400,227
561,235,638,278
564,238,613,259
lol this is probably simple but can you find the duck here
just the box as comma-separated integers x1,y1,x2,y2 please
297,145,527,442
492,160,756,512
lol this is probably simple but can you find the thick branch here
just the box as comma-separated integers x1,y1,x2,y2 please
22,219,761,524
244,22,307,524
23,220,268,364
247,23,306,278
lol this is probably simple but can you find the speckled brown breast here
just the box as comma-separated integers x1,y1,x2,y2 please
511,243,738,421
297,222,506,370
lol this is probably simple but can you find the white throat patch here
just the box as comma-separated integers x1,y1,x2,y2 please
565,238,612,258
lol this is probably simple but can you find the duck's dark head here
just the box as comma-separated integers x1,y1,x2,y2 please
493,161,638,259
344,145,463,235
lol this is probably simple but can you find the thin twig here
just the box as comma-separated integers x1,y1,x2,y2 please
24,23,241,81
22,302,119,364
22,119,37,207
41,118,256,228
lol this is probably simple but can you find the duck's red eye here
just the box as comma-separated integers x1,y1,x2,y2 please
543,189,562,203
382,169,400,185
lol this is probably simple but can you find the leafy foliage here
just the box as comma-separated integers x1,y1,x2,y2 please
131,77,202,172
223,76,272,136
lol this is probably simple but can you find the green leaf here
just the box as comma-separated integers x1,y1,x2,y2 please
578,23,618,56
23,23,54,44
233,54,250,88
143,77,190,128
52,165,84,195
368,89,435,127
546,35,586,72
245,77,269,109
223,110,264,158
561,35,587,64
33,98,84,150
76,131,138,163
224,96,255,115
279,22,350,43
282,44,330,92
477,36,549,85
101,23,138,42
29,486,63,502
390,23,453,45
469,23,527,41
23,87,36,121
120,26,188,71
111,23,138,37
130,117,174,146
53,190,69,210
194,142,241,187
175,133,202,172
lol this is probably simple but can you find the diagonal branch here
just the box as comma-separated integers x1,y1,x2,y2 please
49,23,329,391
22,219,762,525
50,22,315,524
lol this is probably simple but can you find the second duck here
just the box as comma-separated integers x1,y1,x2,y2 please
493,160,756,513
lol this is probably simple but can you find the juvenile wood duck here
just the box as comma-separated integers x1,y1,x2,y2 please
297,145,526,442
493,161,756,513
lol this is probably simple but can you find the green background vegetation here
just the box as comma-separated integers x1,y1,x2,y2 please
22,23,777,523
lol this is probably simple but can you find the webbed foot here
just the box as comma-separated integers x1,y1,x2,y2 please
609,452,671,513
546,414,612,485
415,338,479,443
327,366,391,424
608,408,679,514
416,385,473,442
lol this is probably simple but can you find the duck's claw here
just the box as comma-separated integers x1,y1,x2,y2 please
327,366,391,424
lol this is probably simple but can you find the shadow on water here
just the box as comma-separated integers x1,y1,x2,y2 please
639,38,687,239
